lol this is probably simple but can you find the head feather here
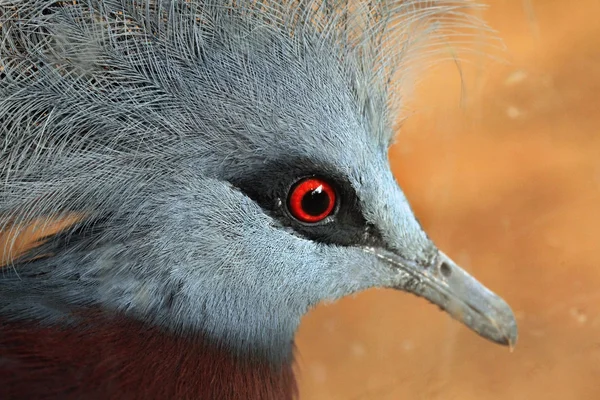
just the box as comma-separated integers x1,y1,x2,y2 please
0,0,491,245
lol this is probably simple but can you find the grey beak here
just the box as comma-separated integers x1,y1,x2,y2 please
368,248,518,347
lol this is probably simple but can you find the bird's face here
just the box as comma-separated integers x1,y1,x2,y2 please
188,108,517,362
62,35,517,365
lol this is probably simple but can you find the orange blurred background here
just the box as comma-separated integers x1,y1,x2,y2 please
296,1,600,399
2,1,599,399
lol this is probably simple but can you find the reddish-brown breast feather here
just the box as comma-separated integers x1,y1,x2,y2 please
0,312,297,400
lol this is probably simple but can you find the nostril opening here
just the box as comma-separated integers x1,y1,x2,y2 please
440,262,452,277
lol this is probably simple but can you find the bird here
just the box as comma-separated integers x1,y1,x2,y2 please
0,0,517,399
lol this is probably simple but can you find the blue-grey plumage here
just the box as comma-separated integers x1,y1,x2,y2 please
0,0,516,396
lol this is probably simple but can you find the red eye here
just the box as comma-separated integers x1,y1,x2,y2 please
287,177,336,223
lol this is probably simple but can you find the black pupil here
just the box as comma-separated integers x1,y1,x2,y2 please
301,188,331,216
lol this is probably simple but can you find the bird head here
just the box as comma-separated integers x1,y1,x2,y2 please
0,0,517,371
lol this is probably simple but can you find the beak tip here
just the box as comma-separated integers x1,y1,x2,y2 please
498,328,518,351
491,307,519,350
505,318,519,351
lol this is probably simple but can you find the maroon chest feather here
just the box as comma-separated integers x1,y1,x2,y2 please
0,313,297,400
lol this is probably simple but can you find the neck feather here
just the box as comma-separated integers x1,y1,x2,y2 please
0,311,298,400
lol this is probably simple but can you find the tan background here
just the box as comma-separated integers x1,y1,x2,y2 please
1,1,599,399
296,1,600,399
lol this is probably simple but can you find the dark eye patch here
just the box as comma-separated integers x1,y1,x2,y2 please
225,156,383,248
